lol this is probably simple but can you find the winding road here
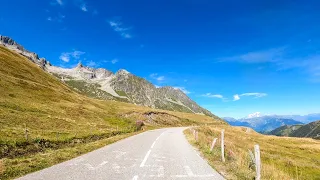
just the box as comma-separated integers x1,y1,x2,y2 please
18,127,224,180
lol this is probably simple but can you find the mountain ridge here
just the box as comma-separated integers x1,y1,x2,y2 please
0,35,214,117
269,120,320,139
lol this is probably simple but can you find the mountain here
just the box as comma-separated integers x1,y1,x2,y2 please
268,124,304,136
0,35,214,117
223,114,304,132
290,120,320,139
269,120,320,139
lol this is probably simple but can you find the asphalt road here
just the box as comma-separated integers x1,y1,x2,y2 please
18,127,224,180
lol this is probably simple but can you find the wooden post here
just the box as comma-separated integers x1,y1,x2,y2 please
117,125,119,131
221,129,225,162
210,138,218,152
254,144,261,180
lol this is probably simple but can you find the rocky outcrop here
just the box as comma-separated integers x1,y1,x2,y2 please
0,35,50,68
0,35,214,117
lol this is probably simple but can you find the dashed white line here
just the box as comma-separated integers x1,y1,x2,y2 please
99,161,108,166
151,141,156,149
140,131,166,168
132,175,138,180
140,150,151,167
184,166,194,176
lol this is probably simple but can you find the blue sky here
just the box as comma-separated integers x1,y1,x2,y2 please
1,0,320,118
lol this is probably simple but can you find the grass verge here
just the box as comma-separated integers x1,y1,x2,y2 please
185,125,320,180
0,131,140,180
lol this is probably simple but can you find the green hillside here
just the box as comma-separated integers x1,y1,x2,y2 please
268,124,303,136
291,120,320,139
0,45,224,179
268,121,320,139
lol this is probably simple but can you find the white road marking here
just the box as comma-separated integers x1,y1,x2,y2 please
84,163,94,170
140,150,151,167
140,131,166,167
112,163,121,173
99,161,108,166
184,166,194,176
132,175,138,180
151,141,156,149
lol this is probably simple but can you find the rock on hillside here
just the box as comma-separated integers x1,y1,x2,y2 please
0,35,215,117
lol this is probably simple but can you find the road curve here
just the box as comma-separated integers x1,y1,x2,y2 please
17,127,224,180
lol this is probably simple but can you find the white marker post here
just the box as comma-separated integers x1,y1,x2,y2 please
210,138,218,152
254,144,261,180
221,129,225,162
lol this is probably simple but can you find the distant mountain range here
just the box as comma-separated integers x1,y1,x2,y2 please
269,120,320,139
223,112,320,132
0,35,214,117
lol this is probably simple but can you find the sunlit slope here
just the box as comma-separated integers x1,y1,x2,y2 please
0,45,225,143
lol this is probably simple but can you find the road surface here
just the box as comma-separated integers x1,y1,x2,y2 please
18,127,224,180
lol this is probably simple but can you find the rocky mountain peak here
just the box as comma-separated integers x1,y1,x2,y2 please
0,35,50,68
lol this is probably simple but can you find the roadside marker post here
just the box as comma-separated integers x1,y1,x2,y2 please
221,129,225,162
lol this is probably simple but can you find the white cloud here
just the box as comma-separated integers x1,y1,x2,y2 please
240,93,267,98
220,48,284,63
109,20,132,39
56,0,63,5
103,59,119,64
220,47,320,80
202,93,224,99
111,59,118,64
59,51,85,63
86,60,96,67
233,93,267,101
174,87,191,94
47,13,65,23
81,4,87,12
156,76,165,81
233,94,240,101
59,53,70,62
150,73,165,82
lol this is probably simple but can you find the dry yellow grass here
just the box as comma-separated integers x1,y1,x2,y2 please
185,125,320,180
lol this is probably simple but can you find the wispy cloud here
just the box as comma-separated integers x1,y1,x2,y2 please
220,48,284,63
202,93,224,99
56,0,63,6
59,50,85,62
174,87,191,94
150,73,165,82
86,60,97,67
103,59,119,64
108,20,132,39
233,93,267,101
47,13,65,23
220,47,320,80
81,4,87,12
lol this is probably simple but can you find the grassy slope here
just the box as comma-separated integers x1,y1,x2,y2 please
268,125,303,137
0,46,225,179
185,125,320,180
291,120,320,139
